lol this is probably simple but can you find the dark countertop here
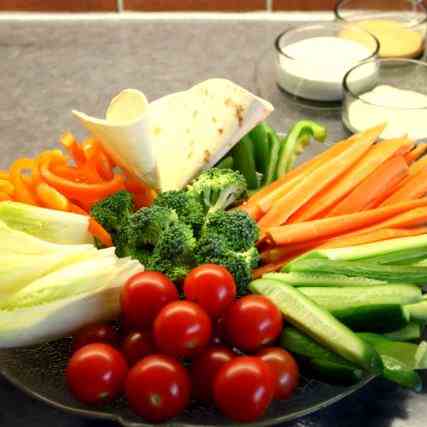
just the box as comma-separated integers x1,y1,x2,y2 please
0,17,426,427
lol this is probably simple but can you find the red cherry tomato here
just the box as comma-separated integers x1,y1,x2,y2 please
121,271,179,330
257,347,300,400
66,343,128,405
122,331,155,366
183,264,236,318
190,345,235,403
211,316,229,345
72,323,119,352
213,356,275,422
125,355,191,422
224,295,283,353
154,301,212,358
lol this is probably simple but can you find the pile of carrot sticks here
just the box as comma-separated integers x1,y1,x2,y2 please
240,125,427,277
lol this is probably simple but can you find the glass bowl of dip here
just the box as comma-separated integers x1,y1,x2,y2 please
335,0,427,59
274,23,379,104
343,58,427,140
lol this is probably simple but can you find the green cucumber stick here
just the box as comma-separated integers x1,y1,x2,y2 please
276,120,327,178
249,123,270,177
232,135,258,190
263,129,281,185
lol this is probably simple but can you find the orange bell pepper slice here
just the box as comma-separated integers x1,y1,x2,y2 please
9,158,38,205
0,192,12,201
0,170,10,180
0,179,14,196
36,182,70,212
40,154,125,202
60,132,86,167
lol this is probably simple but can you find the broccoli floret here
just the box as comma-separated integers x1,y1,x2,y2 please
90,191,134,235
187,168,247,214
128,205,178,247
147,255,190,283
153,190,205,236
153,222,196,264
203,210,259,252
194,233,260,295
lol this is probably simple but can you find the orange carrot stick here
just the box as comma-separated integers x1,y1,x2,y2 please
88,218,113,247
328,155,409,216
258,125,384,229
252,260,289,278
381,167,427,206
254,135,362,216
320,226,427,249
404,144,427,164
261,241,321,263
266,198,427,245
240,134,360,218
290,138,411,222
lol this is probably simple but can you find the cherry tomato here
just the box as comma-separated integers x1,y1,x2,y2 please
190,345,235,403
211,316,229,345
154,301,212,358
122,331,155,366
224,295,283,352
125,355,191,422
213,356,275,422
257,347,300,400
66,343,128,405
183,264,236,318
72,323,119,352
121,271,179,330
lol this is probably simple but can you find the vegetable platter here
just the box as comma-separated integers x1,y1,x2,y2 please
0,79,426,427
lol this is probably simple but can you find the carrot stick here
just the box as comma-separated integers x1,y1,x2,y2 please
289,138,411,222
88,218,113,247
258,125,384,229
328,155,408,216
266,198,427,245
261,241,321,263
320,226,427,249
381,167,427,206
240,134,360,218
254,136,362,216
404,144,427,164
252,259,289,278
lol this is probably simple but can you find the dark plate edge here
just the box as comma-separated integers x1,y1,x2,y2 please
0,367,375,427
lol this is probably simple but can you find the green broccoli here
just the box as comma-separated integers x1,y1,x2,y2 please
146,255,190,283
153,222,196,264
203,210,259,252
153,190,205,236
187,168,247,214
194,233,260,295
128,205,179,247
90,190,134,235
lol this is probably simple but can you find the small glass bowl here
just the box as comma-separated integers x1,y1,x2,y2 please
342,58,427,140
274,23,379,105
335,0,427,59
